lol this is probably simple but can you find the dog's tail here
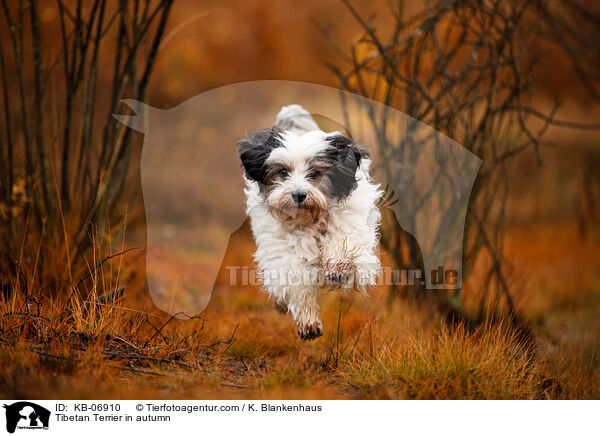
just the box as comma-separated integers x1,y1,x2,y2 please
275,104,320,134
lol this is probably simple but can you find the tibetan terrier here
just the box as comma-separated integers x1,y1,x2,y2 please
238,105,382,340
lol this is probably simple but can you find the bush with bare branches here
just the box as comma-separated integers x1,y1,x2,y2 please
315,0,600,324
0,0,173,294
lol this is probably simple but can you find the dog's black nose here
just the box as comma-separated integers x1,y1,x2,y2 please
292,190,307,204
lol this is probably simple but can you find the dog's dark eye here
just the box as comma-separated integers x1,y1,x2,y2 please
307,171,320,179
279,169,289,178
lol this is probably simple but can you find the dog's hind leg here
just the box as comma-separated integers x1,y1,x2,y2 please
274,300,288,313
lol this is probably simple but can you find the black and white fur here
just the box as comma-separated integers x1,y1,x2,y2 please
238,105,382,340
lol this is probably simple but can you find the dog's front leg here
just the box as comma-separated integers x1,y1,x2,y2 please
286,285,323,340
322,235,380,291
321,237,355,289
260,263,323,340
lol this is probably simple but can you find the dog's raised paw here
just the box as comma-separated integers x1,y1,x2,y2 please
324,269,353,287
298,321,323,341
326,271,344,281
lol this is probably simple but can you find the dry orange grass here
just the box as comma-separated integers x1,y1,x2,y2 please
1,217,598,399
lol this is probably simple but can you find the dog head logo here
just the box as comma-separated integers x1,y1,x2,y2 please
113,80,481,317
3,402,50,433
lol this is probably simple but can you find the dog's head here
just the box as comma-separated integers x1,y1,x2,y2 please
238,127,367,226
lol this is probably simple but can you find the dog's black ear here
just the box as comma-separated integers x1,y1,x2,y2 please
328,133,368,164
237,128,282,184
325,133,369,199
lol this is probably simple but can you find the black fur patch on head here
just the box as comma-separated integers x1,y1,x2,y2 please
324,133,369,199
237,128,283,184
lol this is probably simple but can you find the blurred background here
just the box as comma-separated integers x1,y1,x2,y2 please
0,0,598,399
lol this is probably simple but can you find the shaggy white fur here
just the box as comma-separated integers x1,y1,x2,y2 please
240,105,382,340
